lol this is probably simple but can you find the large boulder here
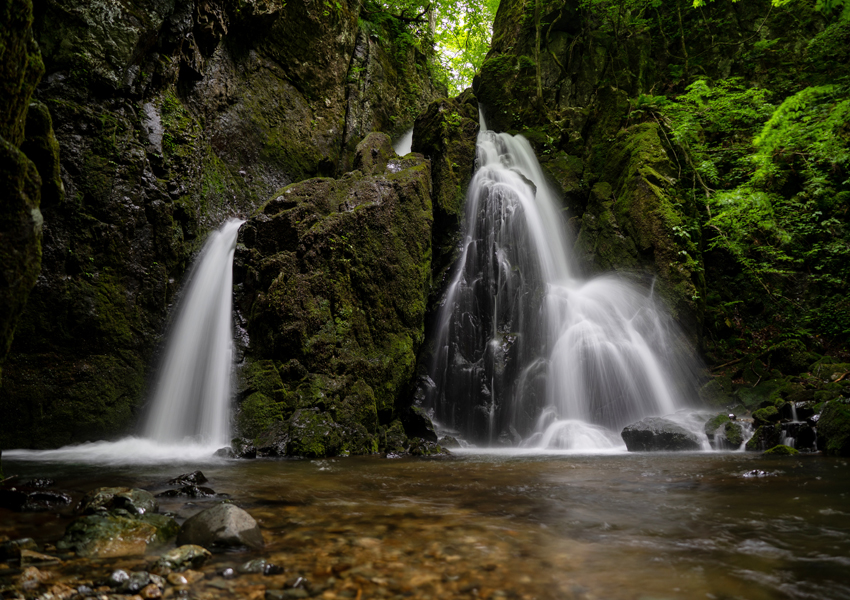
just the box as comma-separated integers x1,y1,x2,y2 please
234,132,433,457
176,503,264,550
621,417,702,451
817,400,850,456
57,514,160,558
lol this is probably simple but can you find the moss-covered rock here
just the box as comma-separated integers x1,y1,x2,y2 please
234,132,432,457
817,399,850,456
412,90,480,293
746,424,781,452
752,406,780,428
763,444,799,456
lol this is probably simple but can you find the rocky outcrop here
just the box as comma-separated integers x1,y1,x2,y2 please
621,417,702,451
233,132,434,457
412,90,480,294
0,0,55,383
0,0,443,448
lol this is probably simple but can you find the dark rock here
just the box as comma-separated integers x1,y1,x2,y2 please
176,503,264,550
167,471,208,486
746,424,782,452
107,569,130,587
215,447,236,458
237,558,267,574
231,437,258,459
752,406,781,428
621,417,702,451
77,487,157,516
0,538,38,560
0,485,71,512
264,563,284,576
156,486,218,498
715,421,745,450
783,421,817,450
400,406,438,443
817,400,850,456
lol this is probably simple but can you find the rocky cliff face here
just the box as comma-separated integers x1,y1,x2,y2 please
0,0,444,448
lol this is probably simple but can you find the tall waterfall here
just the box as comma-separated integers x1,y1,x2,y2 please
425,116,696,450
144,218,244,447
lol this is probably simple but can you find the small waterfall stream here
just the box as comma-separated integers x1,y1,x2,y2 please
425,116,697,450
144,218,244,447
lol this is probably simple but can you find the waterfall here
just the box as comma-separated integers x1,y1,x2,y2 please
143,218,244,447
425,115,696,450
393,127,414,156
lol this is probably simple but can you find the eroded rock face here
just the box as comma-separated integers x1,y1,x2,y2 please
233,132,433,457
176,503,264,550
0,0,443,448
621,417,702,451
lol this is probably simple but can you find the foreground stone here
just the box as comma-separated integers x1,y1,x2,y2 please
177,503,264,550
621,417,702,451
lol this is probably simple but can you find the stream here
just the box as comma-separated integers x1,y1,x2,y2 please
3,451,849,599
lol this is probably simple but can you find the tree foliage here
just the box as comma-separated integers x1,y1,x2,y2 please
363,0,499,96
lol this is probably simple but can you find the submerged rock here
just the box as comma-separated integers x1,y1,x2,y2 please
176,503,264,550
155,545,211,571
77,487,157,516
156,486,219,498
0,484,71,512
621,417,702,451
57,514,159,558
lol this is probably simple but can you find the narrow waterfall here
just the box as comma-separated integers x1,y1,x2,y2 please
425,116,696,450
144,218,245,447
393,127,414,156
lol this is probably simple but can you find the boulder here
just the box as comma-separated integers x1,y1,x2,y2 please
57,514,159,558
77,487,157,516
621,417,702,451
817,400,850,456
176,503,264,550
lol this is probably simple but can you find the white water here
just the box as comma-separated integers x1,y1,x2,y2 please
425,113,699,450
393,127,414,156
144,217,244,446
6,219,244,464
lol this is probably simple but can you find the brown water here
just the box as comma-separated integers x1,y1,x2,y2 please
2,451,850,599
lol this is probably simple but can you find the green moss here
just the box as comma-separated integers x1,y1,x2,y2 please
237,392,284,439
817,400,850,456
287,409,342,458
763,444,799,456
724,421,745,447
752,405,780,428
704,413,731,435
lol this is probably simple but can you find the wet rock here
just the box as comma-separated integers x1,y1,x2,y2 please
122,571,153,593
155,545,211,571
237,558,267,574
107,569,130,587
763,444,800,456
746,424,782,451
77,487,157,516
176,503,264,550
752,406,781,428
0,537,38,560
58,514,158,558
167,573,189,585
438,435,460,449
156,486,218,498
218,567,236,579
265,563,285,576
621,417,702,451
215,447,236,458
783,421,817,450
0,484,72,512
19,549,60,565
140,583,162,599
715,421,745,449
231,437,258,459
408,438,446,456
138,513,180,542
167,471,208,486
817,399,850,456
400,407,438,443
17,566,49,591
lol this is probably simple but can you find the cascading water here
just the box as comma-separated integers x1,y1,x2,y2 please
6,219,245,464
144,218,245,447
425,114,698,450
393,127,414,156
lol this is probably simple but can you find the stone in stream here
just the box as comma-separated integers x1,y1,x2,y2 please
154,544,212,571
0,537,38,560
77,487,157,516
0,484,72,512
167,471,208,486
621,417,702,451
176,503,264,550
156,485,219,498
57,514,160,558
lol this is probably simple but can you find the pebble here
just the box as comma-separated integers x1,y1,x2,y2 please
140,583,162,598
167,573,188,586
